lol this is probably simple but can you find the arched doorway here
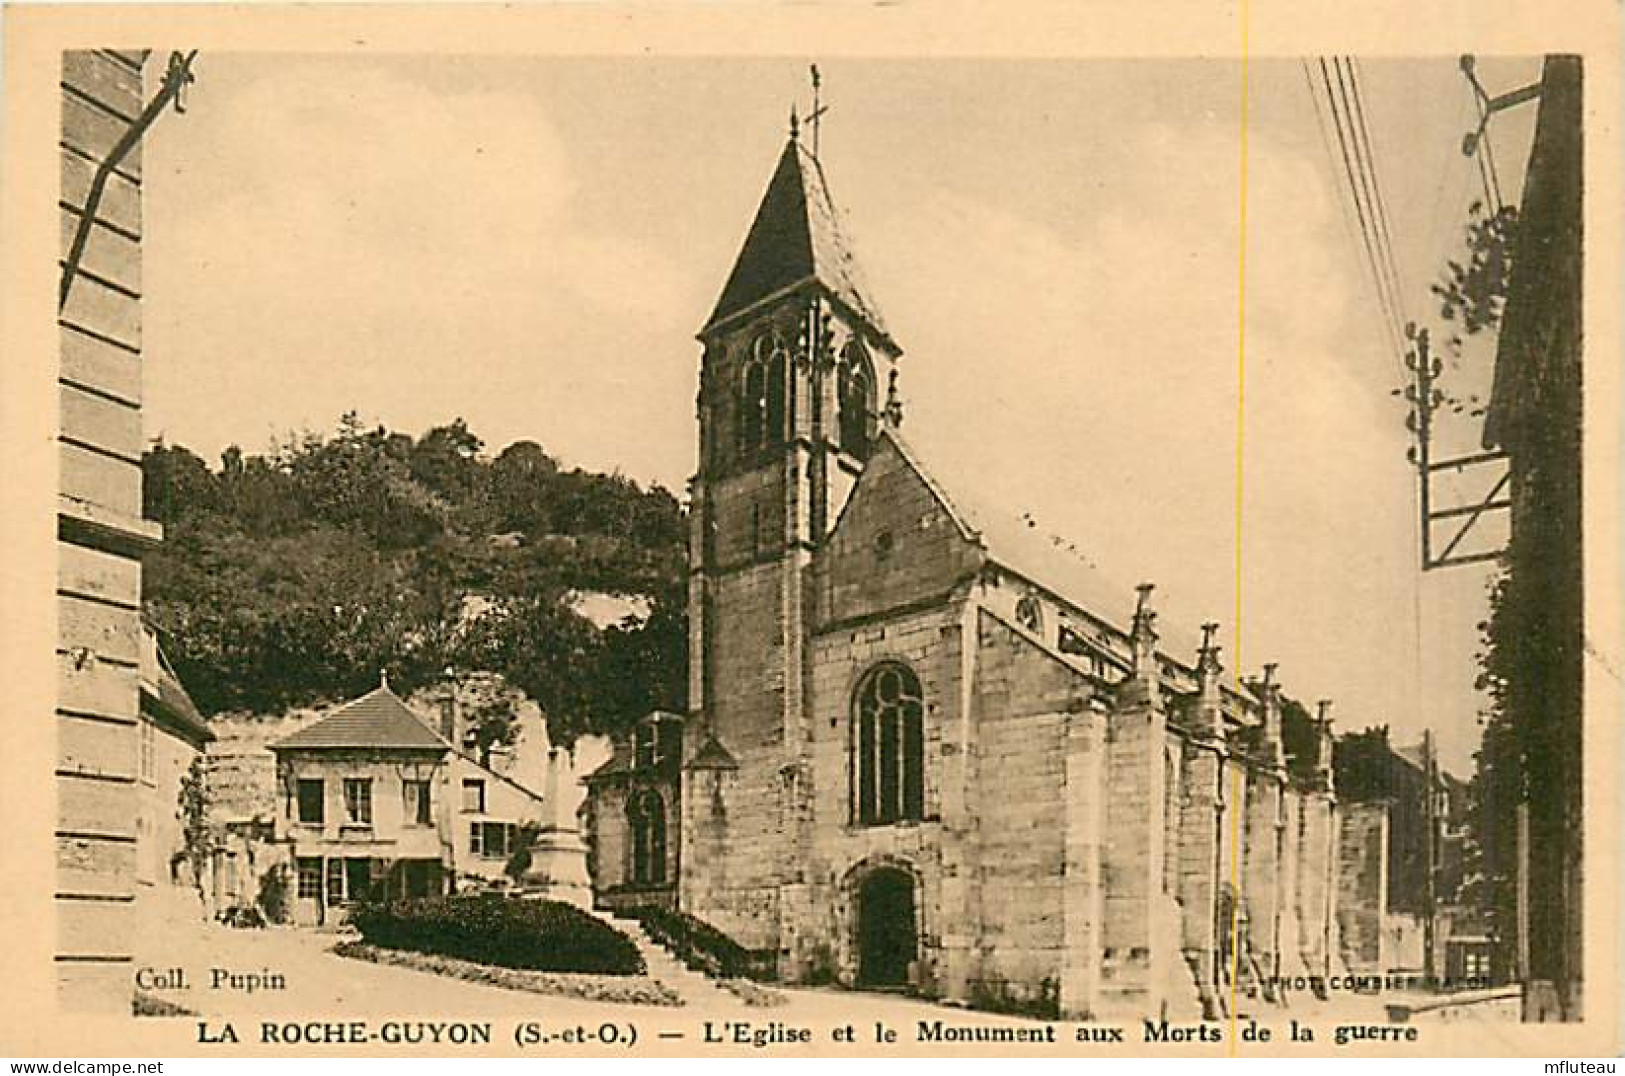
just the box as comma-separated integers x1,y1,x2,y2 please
856,867,916,988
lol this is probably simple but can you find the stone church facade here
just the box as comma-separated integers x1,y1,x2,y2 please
599,127,1347,1019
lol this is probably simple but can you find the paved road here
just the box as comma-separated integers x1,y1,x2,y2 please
135,914,1414,1043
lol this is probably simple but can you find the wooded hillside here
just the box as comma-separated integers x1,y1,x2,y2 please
142,413,686,744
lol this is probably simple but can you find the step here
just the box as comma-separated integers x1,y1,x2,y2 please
592,910,741,1007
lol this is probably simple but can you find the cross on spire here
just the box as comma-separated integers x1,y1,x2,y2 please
805,64,829,160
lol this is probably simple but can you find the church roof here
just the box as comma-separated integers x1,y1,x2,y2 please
704,137,893,349
878,429,1257,705
272,682,449,752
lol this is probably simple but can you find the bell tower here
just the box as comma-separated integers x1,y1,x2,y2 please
682,116,900,952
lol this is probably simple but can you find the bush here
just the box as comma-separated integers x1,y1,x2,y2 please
352,895,644,976
635,905,776,981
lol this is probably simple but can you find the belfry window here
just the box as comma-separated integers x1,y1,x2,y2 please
739,333,790,456
839,345,871,457
853,661,925,825
766,343,789,443
628,789,668,885
739,357,767,452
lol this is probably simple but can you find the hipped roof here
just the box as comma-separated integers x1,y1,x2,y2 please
271,684,448,752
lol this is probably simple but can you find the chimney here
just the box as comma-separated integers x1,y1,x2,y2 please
439,691,458,744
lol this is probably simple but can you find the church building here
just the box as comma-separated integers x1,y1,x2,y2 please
595,116,1348,1020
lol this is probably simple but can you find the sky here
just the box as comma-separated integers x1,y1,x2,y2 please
141,55,1545,772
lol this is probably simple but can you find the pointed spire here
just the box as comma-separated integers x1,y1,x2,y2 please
703,132,894,350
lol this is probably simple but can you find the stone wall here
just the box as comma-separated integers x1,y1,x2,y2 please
56,49,154,1013
683,558,790,949
1337,801,1389,974
814,434,980,629
799,601,959,990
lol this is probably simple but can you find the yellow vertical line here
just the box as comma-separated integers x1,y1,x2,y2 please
1229,0,1250,1057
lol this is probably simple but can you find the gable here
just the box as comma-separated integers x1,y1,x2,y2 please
815,434,982,629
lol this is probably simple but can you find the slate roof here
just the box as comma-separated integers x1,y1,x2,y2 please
139,628,213,744
271,684,449,752
878,429,1257,705
705,137,893,348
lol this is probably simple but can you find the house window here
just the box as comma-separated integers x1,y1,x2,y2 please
766,342,789,443
138,719,155,784
469,821,512,860
462,778,486,813
296,778,325,825
628,790,667,885
403,779,433,826
326,857,345,903
839,345,871,456
343,778,373,826
853,661,925,826
296,857,321,900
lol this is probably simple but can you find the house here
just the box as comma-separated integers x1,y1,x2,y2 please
132,628,215,929
1479,55,1583,1023
267,675,582,925
585,121,1359,1019
1334,729,1464,981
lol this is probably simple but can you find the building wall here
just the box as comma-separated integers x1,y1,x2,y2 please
56,49,154,1013
446,754,547,884
964,609,1100,1014
813,435,981,627
683,557,791,948
1336,802,1387,973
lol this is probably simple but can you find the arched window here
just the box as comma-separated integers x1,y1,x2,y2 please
628,790,667,886
739,333,790,457
839,346,871,457
738,357,767,453
853,662,925,825
766,344,789,444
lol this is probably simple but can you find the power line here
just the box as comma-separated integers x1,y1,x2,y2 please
1346,58,1411,327
1312,57,1405,359
1331,57,1408,345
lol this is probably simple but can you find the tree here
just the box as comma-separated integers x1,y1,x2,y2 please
176,756,215,900
142,415,689,747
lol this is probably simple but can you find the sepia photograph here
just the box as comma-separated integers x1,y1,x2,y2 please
3,1,1617,1061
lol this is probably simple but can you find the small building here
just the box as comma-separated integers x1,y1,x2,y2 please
582,711,684,913
268,676,577,925
1334,728,1460,980
132,628,215,930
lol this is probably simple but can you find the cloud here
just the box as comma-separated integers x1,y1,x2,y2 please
144,59,686,461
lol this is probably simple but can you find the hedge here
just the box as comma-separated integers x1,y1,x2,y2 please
352,895,645,976
634,905,776,981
